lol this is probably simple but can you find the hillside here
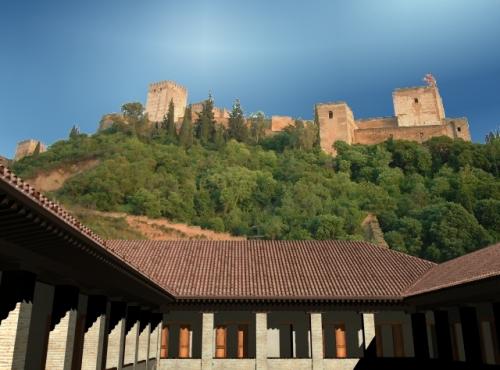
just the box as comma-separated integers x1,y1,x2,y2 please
11,120,500,262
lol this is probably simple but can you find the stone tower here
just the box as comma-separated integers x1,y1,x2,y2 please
14,139,46,161
392,85,445,127
316,102,356,154
145,81,188,123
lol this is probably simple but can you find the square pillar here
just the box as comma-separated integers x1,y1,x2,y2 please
310,312,324,370
494,303,500,360
202,312,214,370
255,312,268,370
362,312,376,357
434,310,453,361
411,312,429,359
81,296,108,370
149,313,162,360
123,306,140,367
137,311,150,363
105,302,127,369
460,306,482,363
402,313,415,357
0,271,36,370
45,286,80,370
25,282,55,367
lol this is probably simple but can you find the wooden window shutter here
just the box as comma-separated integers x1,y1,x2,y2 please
179,325,191,358
237,325,248,358
215,326,227,358
160,325,169,359
334,324,347,358
375,325,383,357
392,323,405,357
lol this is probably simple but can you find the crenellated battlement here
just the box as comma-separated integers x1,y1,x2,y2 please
148,80,187,93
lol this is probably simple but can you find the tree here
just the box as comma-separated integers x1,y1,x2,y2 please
69,125,80,139
179,105,194,149
417,202,492,261
121,102,144,121
485,128,500,144
121,102,149,138
195,93,216,144
228,99,248,142
163,99,177,140
33,142,41,156
249,111,267,144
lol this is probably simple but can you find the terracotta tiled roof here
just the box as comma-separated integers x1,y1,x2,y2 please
404,242,500,297
0,165,105,246
106,240,435,301
0,165,169,293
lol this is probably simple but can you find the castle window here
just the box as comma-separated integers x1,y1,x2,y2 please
328,111,333,119
414,98,419,103
457,127,462,132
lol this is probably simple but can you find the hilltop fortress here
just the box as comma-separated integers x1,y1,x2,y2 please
316,83,470,154
14,77,470,161
145,77,470,154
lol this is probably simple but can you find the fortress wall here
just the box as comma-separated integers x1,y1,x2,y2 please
190,103,230,127
353,122,463,145
393,86,445,127
271,116,294,132
355,117,397,129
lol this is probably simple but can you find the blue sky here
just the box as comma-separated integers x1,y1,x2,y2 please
1,0,500,157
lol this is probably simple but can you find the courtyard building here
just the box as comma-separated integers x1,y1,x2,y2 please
0,164,498,369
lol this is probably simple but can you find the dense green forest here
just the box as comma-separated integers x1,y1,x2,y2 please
12,101,500,262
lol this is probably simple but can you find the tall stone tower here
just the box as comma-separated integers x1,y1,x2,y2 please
392,85,445,127
145,81,188,123
316,102,356,154
14,139,46,161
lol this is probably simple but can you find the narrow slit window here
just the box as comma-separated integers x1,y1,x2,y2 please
328,111,333,119
179,325,191,358
215,326,227,358
414,98,419,103
160,325,169,358
334,323,347,358
237,325,248,358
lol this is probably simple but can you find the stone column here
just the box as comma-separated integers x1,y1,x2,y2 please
137,311,150,364
433,310,452,361
494,303,500,360
105,302,127,369
123,306,140,367
381,324,394,357
402,313,415,357
255,312,268,370
411,312,429,359
460,306,482,363
0,271,36,370
25,281,55,367
45,286,80,370
310,312,324,370
202,312,214,370
362,313,376,357
148,314,162,360
81,296,108,370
